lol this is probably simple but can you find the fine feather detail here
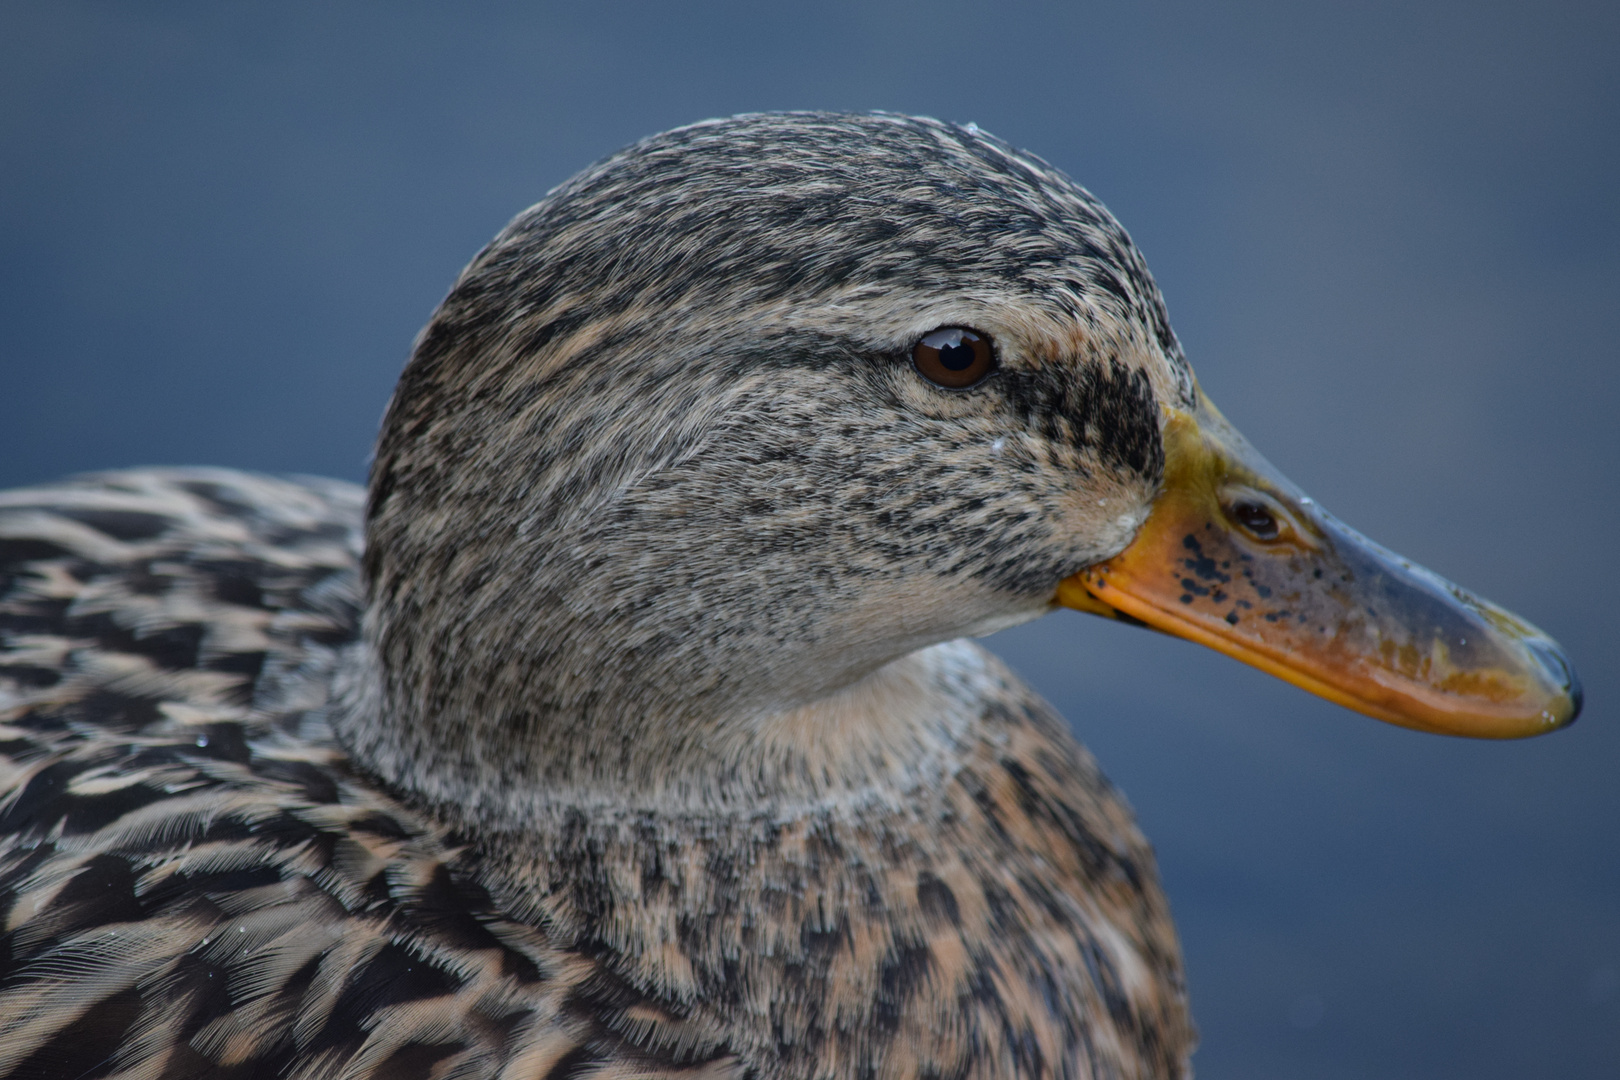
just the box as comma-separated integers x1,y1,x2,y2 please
0,471,708,1080
1,112,1202,1080
0,469,1191,1078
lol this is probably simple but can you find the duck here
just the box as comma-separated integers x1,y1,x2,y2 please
0,112,1580,1080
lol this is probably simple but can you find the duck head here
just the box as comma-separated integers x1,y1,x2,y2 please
341,113,1578,821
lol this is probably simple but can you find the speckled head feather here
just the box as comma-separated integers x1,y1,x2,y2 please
352,112,1194,819
0,113,1196,1080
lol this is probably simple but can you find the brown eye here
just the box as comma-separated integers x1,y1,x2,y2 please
912,327,995,388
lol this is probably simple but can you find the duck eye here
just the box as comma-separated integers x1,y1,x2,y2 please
912,327,995,388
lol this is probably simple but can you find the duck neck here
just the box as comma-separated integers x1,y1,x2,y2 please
331,636,1017,831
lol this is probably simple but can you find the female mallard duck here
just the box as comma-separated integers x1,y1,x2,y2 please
0,113,1579,1080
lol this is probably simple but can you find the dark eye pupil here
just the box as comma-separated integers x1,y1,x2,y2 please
937,340,976,371
913,326,994,388
1232,501,1279,538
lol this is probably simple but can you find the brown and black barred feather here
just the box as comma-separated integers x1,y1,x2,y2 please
0,471,739,1079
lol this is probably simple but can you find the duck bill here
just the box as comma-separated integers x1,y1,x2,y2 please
1056,389,1581,738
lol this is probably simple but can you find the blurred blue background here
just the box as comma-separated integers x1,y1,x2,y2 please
2,2,1615,1076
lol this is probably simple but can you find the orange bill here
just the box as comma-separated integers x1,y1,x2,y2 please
1056,388,1581,738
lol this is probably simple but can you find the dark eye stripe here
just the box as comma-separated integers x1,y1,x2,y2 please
913,327,995,389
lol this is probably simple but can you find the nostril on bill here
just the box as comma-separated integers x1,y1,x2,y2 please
1230,500,1280,540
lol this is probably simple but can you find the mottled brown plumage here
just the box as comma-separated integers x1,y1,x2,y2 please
0,114,1200,1078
